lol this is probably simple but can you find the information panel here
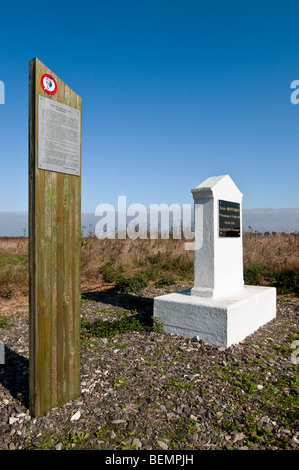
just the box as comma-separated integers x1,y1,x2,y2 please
38,95,81,176
219,199,240,237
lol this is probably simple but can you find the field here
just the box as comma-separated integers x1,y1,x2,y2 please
0,232,298,451
0,232,298,301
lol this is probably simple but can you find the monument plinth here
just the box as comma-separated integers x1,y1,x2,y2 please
154,175,276,348
191,175,244,298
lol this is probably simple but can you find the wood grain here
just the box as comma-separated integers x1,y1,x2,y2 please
29,58,81,417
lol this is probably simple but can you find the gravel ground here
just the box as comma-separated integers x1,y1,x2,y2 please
0,284,298,451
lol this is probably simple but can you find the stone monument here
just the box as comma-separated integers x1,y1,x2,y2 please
154,175,276,348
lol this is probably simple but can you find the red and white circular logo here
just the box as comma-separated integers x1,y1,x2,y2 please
41,73,57,95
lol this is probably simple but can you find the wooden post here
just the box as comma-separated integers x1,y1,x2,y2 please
29,58,82,417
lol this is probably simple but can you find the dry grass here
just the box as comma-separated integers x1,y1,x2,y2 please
81,236,194,287
0,237,28,254
0,232,298,299
243,232,299,271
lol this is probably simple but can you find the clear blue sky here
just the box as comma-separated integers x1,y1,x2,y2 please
0,0,299,213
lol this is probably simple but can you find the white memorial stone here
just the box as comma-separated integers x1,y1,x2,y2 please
191,175,244,298
154,175,276,348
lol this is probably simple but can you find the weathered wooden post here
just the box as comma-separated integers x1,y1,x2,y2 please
29,58,82,416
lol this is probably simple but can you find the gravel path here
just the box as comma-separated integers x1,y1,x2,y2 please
0,285,298,451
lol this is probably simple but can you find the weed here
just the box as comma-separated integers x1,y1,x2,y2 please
0,316,12,328
155,275,175,288
214,364,263,395
81,310,154,338
0,253,28,271
165,377,195,391
162,257,193,278
244,264,267,285
99,261,122,284
146,252,162,265
144,264,162,281
152,317,164,334
120,440,139,450
63,432,90,450
114,378,127,388
220,410,273,447
2,288,13,299
271,268,299,295
35,437,55,450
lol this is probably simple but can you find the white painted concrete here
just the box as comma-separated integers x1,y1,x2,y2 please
154,286,276,348
153,174,277,348
191,175,244,298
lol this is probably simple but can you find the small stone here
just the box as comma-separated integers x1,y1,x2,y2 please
133,438,142,449
190,414,198,420
157,440,168,450
70,410,81,421
260,416,270,425
182,405,191,415
257,384,264,390
55,442,63,450
233,432,245,443
9,417,19,425
280,429,291,435
166,412,178,420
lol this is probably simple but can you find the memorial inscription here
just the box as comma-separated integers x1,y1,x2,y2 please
219,199,240,237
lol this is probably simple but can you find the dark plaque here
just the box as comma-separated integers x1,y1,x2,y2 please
219,200,240,237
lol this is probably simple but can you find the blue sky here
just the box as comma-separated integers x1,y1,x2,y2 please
0,0,299,214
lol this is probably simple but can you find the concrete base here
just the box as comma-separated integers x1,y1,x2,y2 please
153,285,276,349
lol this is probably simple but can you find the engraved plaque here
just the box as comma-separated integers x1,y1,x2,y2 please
38,95,81,176
219,200,240,237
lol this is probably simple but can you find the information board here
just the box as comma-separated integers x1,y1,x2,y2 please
38,95,81,176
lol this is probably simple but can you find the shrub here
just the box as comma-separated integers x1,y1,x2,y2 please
144,264,162,281
155,276,175,288
271,268,299,295
244,264,266,285
114,272,148,294
146,252,162,265
99,261,121,284
162,257,193,278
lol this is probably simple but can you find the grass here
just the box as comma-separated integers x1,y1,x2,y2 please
81,309,163,339
0,251,28,298
0,315,12,328
0,232,298,297
213,353,299,449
